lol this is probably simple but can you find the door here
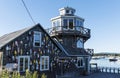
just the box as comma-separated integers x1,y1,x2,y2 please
18,56,30,72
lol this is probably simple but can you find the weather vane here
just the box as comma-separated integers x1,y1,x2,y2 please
66,0,69,7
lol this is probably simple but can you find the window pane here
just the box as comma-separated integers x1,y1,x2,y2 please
42,58,44,69
34,32,41,47
77,57,83,67
53,22,55,27
40,56,49,71
35,43,40,46
78,60,80,66
25,58,28,70
66,10,69,13
80,21,83,26
69,19,73,29
76,20,80,26
20,58,23,71
63,19,67,29
34,34,40,41
45,58,48,69
57,21,60,26
77,39,83,48
80,59,83,66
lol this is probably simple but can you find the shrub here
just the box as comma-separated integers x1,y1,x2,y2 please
32,71,38,78
12,71,20,78
1,69,10,78
41,73,47,78
25,69,32,78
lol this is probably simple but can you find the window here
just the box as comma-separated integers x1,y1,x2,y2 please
76,20,83,31
76,20,80,26
63,19,74,29
52,22,56,27
77,57,84,67
77,39,83,48
57,20,60,26
63,19,68,29
18,56,30,72
71,11,74,15
66,10,69,14
33,31,41,47
69,19,73,29
40,56,49,71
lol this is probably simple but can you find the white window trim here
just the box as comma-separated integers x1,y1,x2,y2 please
18,56,30,72
40,56,49,71
33,31,41,47
76,57,84,68
63,18,74,30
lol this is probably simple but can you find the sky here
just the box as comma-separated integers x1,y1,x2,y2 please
0,0,120,53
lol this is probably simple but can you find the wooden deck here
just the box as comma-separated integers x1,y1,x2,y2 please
57,72,120,78
79,72,120,78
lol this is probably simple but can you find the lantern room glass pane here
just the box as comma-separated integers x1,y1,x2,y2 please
63,19,67,29
77,39,83,48
69,19,73,29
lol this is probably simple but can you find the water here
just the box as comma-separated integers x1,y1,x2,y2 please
90,58,120,68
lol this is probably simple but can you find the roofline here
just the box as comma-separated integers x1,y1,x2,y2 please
59,7,76,12
51,15,84,21
0,24,40,48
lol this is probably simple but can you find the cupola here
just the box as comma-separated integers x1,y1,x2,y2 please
59,7,76,16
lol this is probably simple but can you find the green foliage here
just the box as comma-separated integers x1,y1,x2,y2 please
1,69,10,78
25,69,32,78
12,71,20,78
32,71,38,78
41,73,47,78
0,69,47,78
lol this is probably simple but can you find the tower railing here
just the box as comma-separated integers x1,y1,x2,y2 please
46,26,90,37
85,48,94,56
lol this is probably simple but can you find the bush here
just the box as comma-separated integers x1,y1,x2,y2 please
32,71,38,78
12,71,20,78
1,69,10,78
26,69,32,78
1,69,48,78
41,73,47,78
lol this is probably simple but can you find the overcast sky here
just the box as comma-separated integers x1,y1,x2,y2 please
0,0,120,53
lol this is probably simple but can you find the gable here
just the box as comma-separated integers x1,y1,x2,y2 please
0,25,36,49
0,23,67,65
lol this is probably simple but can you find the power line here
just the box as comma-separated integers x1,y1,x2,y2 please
21,0,36,24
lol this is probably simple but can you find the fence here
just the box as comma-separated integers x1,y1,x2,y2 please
98,67,120,74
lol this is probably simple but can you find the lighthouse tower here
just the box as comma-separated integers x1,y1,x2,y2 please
50,7,90,51
47,7,93,75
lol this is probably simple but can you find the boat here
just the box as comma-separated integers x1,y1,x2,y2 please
109,58,118,61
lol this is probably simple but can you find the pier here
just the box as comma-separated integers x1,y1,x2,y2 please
90,63,120,74
98,67,120,73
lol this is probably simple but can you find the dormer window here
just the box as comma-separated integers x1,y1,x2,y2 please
71,11,74,14
33,31,41,47
66,10,69,14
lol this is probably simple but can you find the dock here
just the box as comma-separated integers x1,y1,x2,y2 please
79,72,120,78
98,67,120,73
57,72,120,78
